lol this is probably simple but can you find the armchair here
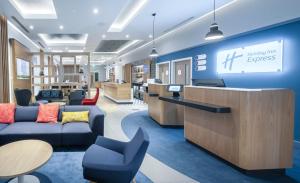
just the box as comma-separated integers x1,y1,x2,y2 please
82,128,149,183
82,88,99,105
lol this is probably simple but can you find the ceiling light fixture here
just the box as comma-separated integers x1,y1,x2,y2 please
102,34,106,39
59,25,64,30
148,34,153,39
108,0,148,32
126,34,130,39
205,0,224,40
149,13,158,58
38,34,88,46
68,50,84,53
8,0,57,19
29,25,34,30
118,0,237,59
93,8,99,14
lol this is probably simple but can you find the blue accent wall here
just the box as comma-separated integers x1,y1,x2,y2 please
157,20,300,141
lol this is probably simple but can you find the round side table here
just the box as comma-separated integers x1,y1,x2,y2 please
0,140,53,183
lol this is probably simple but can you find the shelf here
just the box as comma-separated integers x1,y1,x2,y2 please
158,96,231,113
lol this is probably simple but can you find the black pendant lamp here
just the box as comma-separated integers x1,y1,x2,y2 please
149,13,159,57
205,0,224,40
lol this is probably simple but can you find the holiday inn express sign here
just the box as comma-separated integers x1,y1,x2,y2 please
217,40,283,74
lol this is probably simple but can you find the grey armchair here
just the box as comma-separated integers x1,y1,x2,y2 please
82,128,149,183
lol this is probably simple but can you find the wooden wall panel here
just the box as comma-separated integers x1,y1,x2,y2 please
10,39,32,97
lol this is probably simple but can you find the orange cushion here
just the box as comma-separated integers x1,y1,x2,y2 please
36,104,59,123
0,103,16,124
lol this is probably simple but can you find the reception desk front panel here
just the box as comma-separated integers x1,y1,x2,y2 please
148,84,184,126
184,86,294,170
103,82,132,104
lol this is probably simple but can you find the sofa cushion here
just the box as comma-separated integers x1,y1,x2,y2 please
42,90,51,98
0,122,62,146
15,106,39,122
61,122,93,146
83,144,124,169
0,103,16,124
50,90,60,98
61,111,89,124
37,104,59,123
0,124,8,131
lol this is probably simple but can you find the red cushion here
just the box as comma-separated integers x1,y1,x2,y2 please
36,104,59,123
0,103,16,124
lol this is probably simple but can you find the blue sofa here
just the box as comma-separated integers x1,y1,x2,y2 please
0,106,104,146
35,89,64,102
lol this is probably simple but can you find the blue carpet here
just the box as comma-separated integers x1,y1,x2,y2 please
121,110,300,183
0,148,151,183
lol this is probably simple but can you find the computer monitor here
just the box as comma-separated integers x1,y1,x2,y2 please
167,84,183,97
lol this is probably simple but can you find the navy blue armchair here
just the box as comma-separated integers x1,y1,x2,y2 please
82,128,149,183
69,90,86,105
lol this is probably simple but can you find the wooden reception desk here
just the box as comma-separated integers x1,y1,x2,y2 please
184,86,294,170
103,82,132,104
148,84,184,126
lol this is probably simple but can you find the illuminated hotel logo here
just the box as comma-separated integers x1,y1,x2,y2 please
217,40,283,74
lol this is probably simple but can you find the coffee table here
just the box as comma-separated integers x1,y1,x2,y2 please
0,140,53,183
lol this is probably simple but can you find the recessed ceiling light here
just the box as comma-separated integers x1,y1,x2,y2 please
59,25,64,30
8,0,57,19
148,34,153,38
65,47,68,50
38,34,88,46
29,25,34,30
108,0,148,32
52,50,63,53
102,34,106,39
126,34,130,38
93,8,99,14
68,50,84,53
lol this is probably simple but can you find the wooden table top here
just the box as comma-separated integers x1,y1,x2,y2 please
0,140,53,179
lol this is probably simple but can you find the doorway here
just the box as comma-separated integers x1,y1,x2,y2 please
172,57,192,85
156,61,170,84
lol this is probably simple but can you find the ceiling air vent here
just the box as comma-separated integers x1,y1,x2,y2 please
11,16,29,33
163,16,194,33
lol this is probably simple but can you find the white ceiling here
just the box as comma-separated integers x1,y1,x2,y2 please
0,0,233,54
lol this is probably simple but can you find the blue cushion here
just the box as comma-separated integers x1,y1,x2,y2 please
15,106,39,122
61,122,93,146
0,122,62,145
0,124,8,131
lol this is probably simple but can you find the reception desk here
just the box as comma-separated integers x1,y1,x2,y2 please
103,82,132,104
148,84,184,126
184,86,294,170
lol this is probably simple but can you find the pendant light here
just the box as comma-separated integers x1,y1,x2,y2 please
205,0,224,40
149,13,159,57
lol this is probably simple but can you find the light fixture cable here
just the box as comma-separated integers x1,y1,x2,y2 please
152,13,156,48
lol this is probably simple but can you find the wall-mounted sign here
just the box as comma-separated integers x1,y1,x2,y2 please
177,70,182,75
217,40,283,74
198,65,207,71
196,54,207,72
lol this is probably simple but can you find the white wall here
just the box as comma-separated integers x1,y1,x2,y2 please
119,0,300,63
114,64,123,82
